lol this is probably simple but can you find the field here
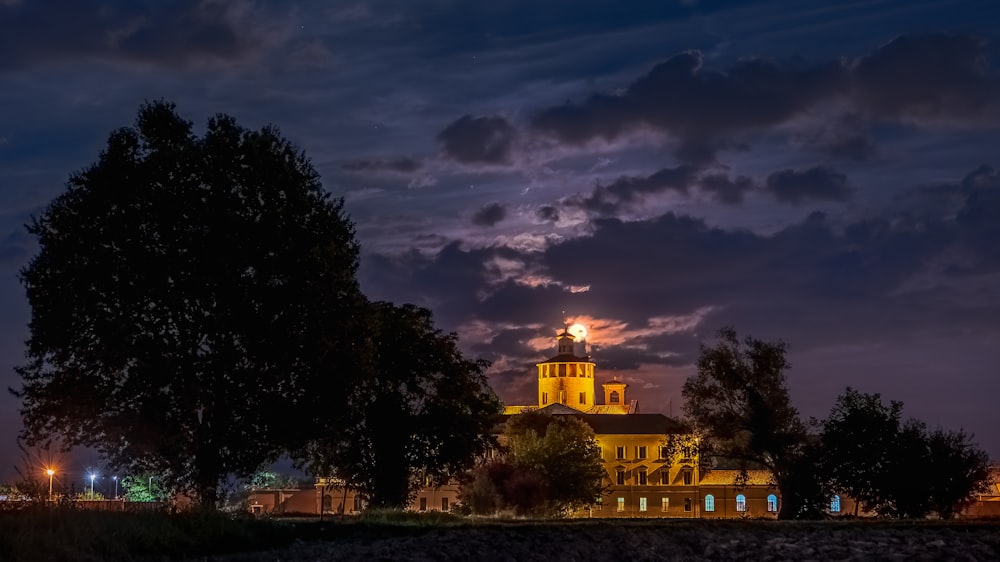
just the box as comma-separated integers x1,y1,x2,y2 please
2,507,998,561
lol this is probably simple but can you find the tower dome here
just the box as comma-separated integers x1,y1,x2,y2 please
536,328,595,411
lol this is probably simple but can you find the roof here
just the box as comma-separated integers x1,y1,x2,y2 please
586,404,631,415
537,353,593,364
579,413,688,435
699,469,775,487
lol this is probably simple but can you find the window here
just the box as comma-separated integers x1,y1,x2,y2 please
661,497,669,512
704,494,715,512
353,496,364,512
442,497,449,512
660,446,670,459
736,494,746,512
595,497,603,511
569,364,576,377
616,470,626,485
683,471,692,486
636,446,647,459
617,497,625,512
684,498,692,512
616,446,626,460
661,470,670,485
830,495,841,513
609,390,620,403
682,446,693,459
541,392,548,405
419,497,427,512
637,470,647,485
559,365,566,377
639,497,647,512
767,494,777,513
579,392,586,404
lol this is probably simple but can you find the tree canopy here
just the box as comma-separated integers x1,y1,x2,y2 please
819,387,990,519
461,411,605,516
299,302,503,509
682,327,813,519
14,101,367,507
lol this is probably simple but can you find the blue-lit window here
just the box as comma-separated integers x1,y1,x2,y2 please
736,494,746,512
831,495,841,513
767,494,778,512
704,494,715,512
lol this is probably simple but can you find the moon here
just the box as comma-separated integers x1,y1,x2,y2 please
568,323,588,341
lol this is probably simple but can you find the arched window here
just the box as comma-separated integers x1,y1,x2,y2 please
830,495,841,513
704,494,715,512
609,390,620,403
767,494,777,513
735,494,746,512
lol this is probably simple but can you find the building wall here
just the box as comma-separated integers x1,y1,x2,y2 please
537,361,595,410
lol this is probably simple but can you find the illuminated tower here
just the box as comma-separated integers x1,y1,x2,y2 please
536,328,595,411
602,376,628,407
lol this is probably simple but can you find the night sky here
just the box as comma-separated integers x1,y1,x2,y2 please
2,0,999,481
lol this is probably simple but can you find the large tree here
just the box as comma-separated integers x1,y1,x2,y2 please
13,101,366,507
299,302,502,509
820,388,990,519
682,327,811,519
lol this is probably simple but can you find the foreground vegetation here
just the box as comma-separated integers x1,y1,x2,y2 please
2,506,998,562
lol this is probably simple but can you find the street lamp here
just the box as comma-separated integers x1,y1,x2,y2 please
113,476,118,500
148,476,154,501
89,473,96,498
46,469,54,501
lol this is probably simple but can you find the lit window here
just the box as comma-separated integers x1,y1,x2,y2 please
705,494,715,512
736,494,746,512
595,497,603,511
442,497,449,512
683,471,692,486
637,471,647,485
637,446,647,459
579,392,586,404
684,498,692,512
616,470,625,485
661,497,669,512
831,495,841,513
617,497,625,512
419,497,427,512
767,494,777,513
639,497,647,512
616,446,626,459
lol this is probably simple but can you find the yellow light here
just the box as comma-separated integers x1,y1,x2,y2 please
46,469,54,476
568,323,588,341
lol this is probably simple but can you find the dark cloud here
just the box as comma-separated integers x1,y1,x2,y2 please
567,165,699,215
699,173,755,204
0,0,278,70
471,202,508,227
536,205,560,222
341,156,422,173
532,50,847,162
766,166,852,205
437,115,515,164
530,34,999,162
852,34,999,121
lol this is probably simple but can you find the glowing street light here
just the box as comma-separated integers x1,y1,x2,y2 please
46,469,55,501
89,473,96,498
113,475,118,500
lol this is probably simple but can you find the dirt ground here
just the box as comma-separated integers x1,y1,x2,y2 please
191,519,1000,562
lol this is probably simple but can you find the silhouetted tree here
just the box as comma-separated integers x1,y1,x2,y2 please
13,101,366,508
819,387,903,516
682,327,810,519
299,302,502,509
924,427,991,519
820,388,990,519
